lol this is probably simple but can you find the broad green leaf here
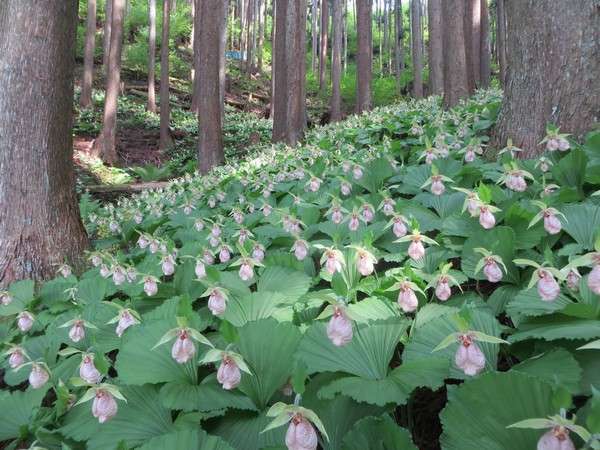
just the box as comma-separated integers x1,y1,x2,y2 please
297,319,408,380
221,292,287,327
139,429,235,450
211,411,286,450
440,372,557,450
342,415,417,450
506,289,574,318
0,387,48,441
562,203,600,250
257,266,311,302
508,316,600,343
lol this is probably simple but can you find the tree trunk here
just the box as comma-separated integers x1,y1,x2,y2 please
257,0,265,71
462,0,475,92
442,0,469,108
479,0,490,88
219,0,229,120
469,0,481,88
160,0,172,150
318,0,329,90
394,0,404,85
103,0,113,72
356,0,372,112
81,0,97,108
330,0,343,121
491,0,600,158
496,0,507,86
96,0,125,164
427,0,443,95
148,0,157,112
197,0,226,173
0,0,89,287
311,0,318,73
191,0,202,113
244,0,255,73
410,0,422,98
342,0,348,73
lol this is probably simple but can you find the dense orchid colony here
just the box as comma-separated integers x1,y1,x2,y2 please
2,90,600,449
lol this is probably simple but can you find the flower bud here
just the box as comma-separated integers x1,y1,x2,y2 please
588,265,600,295
252,245,265,262
352,166,363,180
397,283,418,313
17,311,34,333
483,260,503,283
239,263,254,281
112,266,126,285
29,363,49,389
115,310,137,337
308,178,321,192
92,389,118,423
362,206,374,223
331,209,343,224
293,240,308,261
537,426,575,450
537,270,560,301
208,289,227,315
203,250,215,265
211,225,221,238
326,308,353,346
161,255,176,276
69,321,86,343
544,212,562,235
8,348,25,369
341,182,351,196
566,270,580,291
382,200,395,216
455,334,486,376
392,218,407,238
80,355,102,384
285,414,318,450
465,149,475,162
435,278,452,301
171,330,196,364
219,247,231,263
408,240,425,261
217,356,242,390
99,264,111,278
479,207,496,229
143,277,158,296
431,179,445,196
1,291,12,306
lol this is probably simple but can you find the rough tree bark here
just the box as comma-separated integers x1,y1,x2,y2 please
491,0,600,158
356,0,372,112
468,0,481,88
0,0,89,287
103,0,113,72
411,0,424,98
244,0,255,73
318,0,329,90
95,0,125,164
311,0,318,73
148,0,157,112
191,0,202,113
197,0,226,172
81,0,97,108
330,0,343,121
479,0,490,88
256,0,265,71
427,0,443,95
159,0,173,150
442,0,469,108
496,0,507,86
394,0,404,82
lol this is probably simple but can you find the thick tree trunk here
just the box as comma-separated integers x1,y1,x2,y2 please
103,0,113,72
244,0,255,73
342,0,348,73
410,0,423,98
159,0,173,150
148,0,157,112
257,0,265,71
191,0,202,113
81,0,97,108
318,0,329,90
272,0,287,139
394,0,404,84
479,0,490,88
330,0,343,121
96,0,125,164
468,0,481,88
491,0,600,158
462,0,475,92
311,0,318,73
442,0,469,108
219,0,229,120
356,0,372,112
427,0,443,95
197,0,226,172
496,0,507,86
0,0,89,287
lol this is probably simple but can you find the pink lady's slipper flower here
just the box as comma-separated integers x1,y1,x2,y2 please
7,347,25,369
352,165,363,180
17,311,34,333
285,414,318,450
479,205,497,229
252,244,265,263
292,240,309,261
537,426,575,450
326,307,353,347
143,276,158,296
340,181,352,196
29,363,49,389
92,389,118,423
538,269,561,301
80,354,102,384
217,356,242,390
398,229,439,261
435,276,452,301
396,281,420,313
483,259,503,283
69,320,86,343
356,249,376,276
207,288,228,315
115,309,139,337
171,329,196,364
455,334,486,376
529,202,565,236
0,291,12,306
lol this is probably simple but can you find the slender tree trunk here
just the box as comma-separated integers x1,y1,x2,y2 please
0,0,89,286
394,0,404,87
383,0,389,67
269,0,276,119
330,0,343,121
496,0,507,86
244,0,255,73
410,0,422,98
240,0,246,54
469,0,481,88
427,0,443,95
148,0,157,112
81,0,97,108
318,0,329,90
198,0,226,172
462,0,476,92
160,0,173,150
103,0,113,72
479,0,490,88
311,0,318,73
342,0,348,73
257,0,265,71
191,0,202,112
219,0,229,121
95,0,125,164
491,0,600,158
442,0,469,108
356,0,372,112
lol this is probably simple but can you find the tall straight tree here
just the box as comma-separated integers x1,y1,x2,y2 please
468,0,481,88
197,0,226,172
191,0,202,113
394,0,404,81
80,0,97,108
272,0,307,144
244,0,255,73
0,0,88,286
330,0,343,121
95,0,125,164
147,0,157,112
492,0,599,158
103,0,113,71
318,0,329,90
311,0,318,73
159,0,172,150
256,0,265,71
479,0,491,88
410,0,422,97
427,0,443,95
442,0,469,108
356,0,372,112
496,0,507,86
